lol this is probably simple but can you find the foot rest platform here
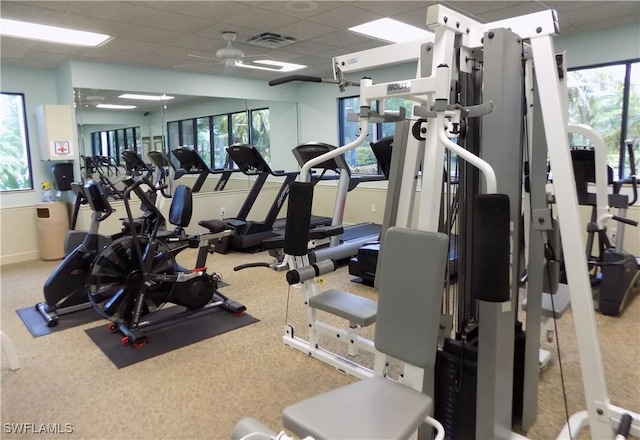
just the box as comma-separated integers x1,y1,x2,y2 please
522,283,571,319
309,289,377,327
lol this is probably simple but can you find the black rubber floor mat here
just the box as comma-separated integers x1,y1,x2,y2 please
85,308,259,368
17,306,102,337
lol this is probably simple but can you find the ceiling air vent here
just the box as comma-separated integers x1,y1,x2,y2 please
245,32,297,49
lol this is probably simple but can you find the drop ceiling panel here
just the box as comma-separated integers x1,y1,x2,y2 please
0,2,68,24
283,40,337,56
194,22,262,42
307,4,384,29
256,1,344,19
168,34,224,52
271,20,340,41
310,30,372,48
223,8,300,31
77,47,139,64
440,1,536,18
101,38,166,55
476,2,546,23
149,1,253,21
351,1,432,17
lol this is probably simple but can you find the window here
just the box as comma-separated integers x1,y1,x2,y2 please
339,96,412,174
89,126,141,163
196,117,212,167
567,60,640,180
212,115,230,169
167,108,270,169
0,92,33,191
231,111,249,144
251,109,271,161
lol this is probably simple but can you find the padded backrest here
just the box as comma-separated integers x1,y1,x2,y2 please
169,185,193,227
375,227,449,369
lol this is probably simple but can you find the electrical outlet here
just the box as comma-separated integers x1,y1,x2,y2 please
610,228,617,246
371,204,376,213
220,207,226,218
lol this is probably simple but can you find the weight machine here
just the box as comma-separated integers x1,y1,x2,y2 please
254,3,639,440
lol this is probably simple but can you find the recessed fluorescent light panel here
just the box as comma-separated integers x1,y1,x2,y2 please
96,104,137,110
119,94,175,101
0,18,111,47
235,60,306,72
349,18,433,44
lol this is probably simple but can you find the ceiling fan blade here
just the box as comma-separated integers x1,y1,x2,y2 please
173,60,220,68
187,53,220,62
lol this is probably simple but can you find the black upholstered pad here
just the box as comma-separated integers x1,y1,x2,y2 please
198,219,229,234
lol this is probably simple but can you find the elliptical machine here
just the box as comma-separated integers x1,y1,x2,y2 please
36,180,116,327
87,176,246,347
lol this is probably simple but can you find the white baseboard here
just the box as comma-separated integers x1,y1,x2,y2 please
0,251,41,266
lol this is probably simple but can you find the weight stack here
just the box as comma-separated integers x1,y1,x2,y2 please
434,322,526,439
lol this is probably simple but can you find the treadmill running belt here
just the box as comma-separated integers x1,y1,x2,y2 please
341,223,381,242
272,215,332,231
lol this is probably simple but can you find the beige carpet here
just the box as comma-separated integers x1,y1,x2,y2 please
1,248,639,440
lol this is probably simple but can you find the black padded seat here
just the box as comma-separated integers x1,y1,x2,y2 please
198,219,229,234
309,289,377,327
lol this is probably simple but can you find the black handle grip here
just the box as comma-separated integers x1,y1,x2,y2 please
612,215,639,227
616,413,632,438
268,75,323,86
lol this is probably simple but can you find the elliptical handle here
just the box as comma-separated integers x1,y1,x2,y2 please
626,138,637,205
611,215,638,227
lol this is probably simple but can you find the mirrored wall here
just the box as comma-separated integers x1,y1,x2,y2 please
73,88,302,191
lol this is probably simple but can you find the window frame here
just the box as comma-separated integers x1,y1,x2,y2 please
90,126,141,163
338,95,405,175
0,91,34,192
567,58,640,181
167,107,270,169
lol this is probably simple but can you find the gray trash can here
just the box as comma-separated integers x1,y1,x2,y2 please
36,202,69,261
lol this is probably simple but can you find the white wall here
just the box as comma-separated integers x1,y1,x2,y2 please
555,22,640,68
0,66,61,208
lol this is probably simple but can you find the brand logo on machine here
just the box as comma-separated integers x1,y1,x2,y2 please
70,269,84,276
346,58,358,65
387,82,410,94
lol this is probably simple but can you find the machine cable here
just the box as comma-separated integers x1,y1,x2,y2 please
542,212,573,439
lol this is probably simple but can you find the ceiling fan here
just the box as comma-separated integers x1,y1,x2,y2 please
178,31,275,73
176,31,305,74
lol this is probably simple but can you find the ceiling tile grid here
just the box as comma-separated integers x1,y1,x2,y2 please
0,1,637,77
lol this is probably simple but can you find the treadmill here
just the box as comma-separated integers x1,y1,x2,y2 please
292,142,383,264
170,147,237,192
215,143,300,253
348,137,459,284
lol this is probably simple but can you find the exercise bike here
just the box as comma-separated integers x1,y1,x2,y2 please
87,176,246,347
36,180,117,327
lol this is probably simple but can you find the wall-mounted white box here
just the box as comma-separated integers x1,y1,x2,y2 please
36,104,74,161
